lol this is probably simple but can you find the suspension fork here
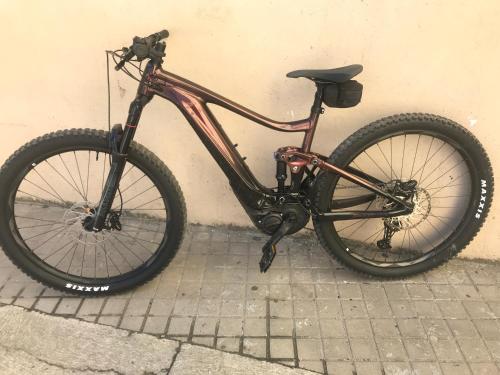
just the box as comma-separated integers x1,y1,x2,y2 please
88,92,152,231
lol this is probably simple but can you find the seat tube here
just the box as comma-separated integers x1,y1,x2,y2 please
301,84,324,152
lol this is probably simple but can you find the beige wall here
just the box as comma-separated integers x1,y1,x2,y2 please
1,1,499,258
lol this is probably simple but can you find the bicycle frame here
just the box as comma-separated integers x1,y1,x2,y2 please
92,61,412,231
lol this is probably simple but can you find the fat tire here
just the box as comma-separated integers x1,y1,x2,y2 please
0,129,187,295
313,113,494,278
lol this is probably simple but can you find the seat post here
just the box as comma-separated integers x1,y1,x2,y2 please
301,83,325,152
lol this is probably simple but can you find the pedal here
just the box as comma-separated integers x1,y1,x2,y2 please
259,215,294,273
259,244,277,272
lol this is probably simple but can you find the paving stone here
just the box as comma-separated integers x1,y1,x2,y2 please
243,337,266,358
98,315,120,327
431,339,464,362
271,338,295,359
12,297,36,309
376,338,408,361
299,360,324,373
355,361,383,375
193,317,217,335
315,284,338,299
463,301,496,319
415,300,443,318
271,318,294,336
102,298,128,315
191,336,215,347
397,318,425,337
456,338,491,362
220,299,244,316
323,338,351,361
411,362,442,375
390,300,417,318
440,362,471,375
382,362,413,375
18,283,44,298
269,285,292,300
149,298,174,316
245,299,266,317
326,361,356,375
34,297,59,313
365,299,393,318
371,319,399,338
168,317,193,335
296,338,323,360
77,298,105,316
448,319,479,338
473,319,500,340
216,337,240,352
422,319,452,339
247,284,268,299
270,299,293,318
338,283,362,299
407,284,434,299
293,299,318,318
437,301,467,319
295,318,322,337
317,299,342,318
345,319,372,338
350,337,378,361
244,317,267,337
477,285,500,301
404,338,435,361
320,319,346,338
341,300,368,318
469,362,499,375
430,284,457,299
384,284,409,300
291,284,315,299
218,317,243,336
120,316,144,331
143,316,169,334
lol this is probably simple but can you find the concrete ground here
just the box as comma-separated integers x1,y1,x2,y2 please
0,305,314,374
1,225,500,374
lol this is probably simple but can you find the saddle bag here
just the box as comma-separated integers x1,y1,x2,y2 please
323,80,363,108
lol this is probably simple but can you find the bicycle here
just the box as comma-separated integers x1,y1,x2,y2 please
0,30,493,295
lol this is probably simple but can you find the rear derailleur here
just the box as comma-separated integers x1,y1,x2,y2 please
376,179,417,250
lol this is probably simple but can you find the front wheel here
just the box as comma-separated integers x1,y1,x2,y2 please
0,129,186,295
313,113,493,278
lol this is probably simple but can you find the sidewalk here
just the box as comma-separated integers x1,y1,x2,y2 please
1,224,500,374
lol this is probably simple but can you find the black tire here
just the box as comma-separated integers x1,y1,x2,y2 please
313,113,494,277
0,129,186,295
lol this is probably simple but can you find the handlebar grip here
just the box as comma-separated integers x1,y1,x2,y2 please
156,30,169,40
146,30,169,44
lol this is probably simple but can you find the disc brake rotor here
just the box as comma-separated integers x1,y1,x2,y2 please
62,201,109,245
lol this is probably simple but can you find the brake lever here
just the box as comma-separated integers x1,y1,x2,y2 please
114,47,134,71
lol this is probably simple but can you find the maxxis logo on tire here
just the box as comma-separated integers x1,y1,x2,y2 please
65,283,109,292
475,179,487,219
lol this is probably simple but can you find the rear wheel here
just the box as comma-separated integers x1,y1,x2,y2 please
313,113,493,277
0,129,186,295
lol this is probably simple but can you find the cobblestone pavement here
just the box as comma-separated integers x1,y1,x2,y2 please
1,225,500,375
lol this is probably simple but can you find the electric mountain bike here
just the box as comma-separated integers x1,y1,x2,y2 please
0,30,493,295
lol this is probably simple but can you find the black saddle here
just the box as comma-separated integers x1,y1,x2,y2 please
287,64,363,83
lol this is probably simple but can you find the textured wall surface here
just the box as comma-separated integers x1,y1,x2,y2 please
0,1,498,258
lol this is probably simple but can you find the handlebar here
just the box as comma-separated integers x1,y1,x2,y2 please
115,30,169,71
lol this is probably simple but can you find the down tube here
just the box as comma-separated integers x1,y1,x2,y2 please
174,100,272,209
